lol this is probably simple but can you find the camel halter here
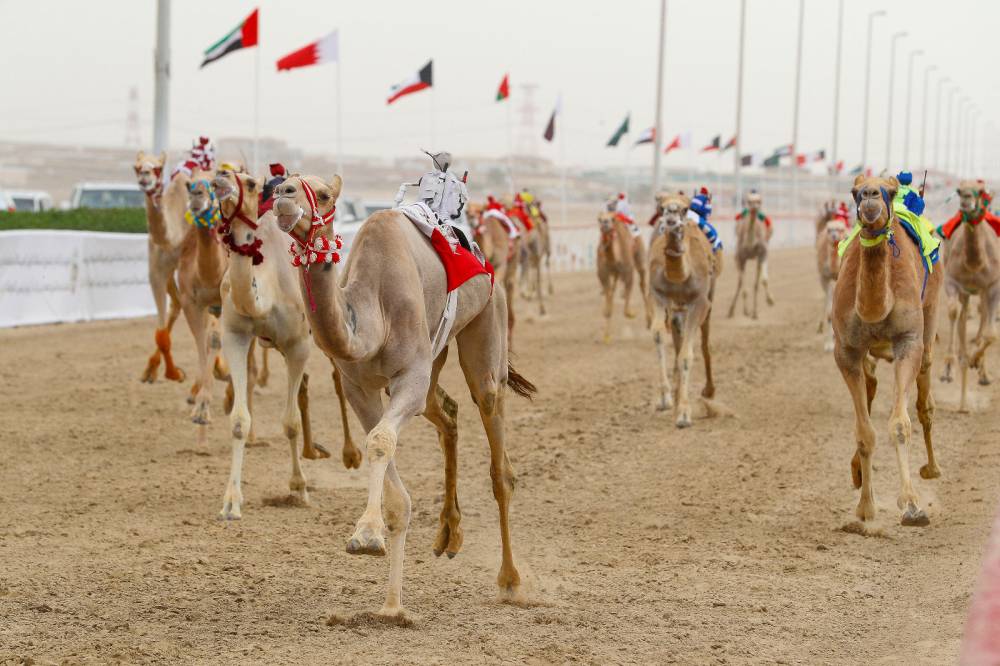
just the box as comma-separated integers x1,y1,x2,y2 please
137,165,163,208
286,178,341,312
184,180,221,229
218,175,264,266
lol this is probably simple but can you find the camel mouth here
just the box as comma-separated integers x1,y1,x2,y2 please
960,200,976,212
137,178,156,192
212,182,236,202
274,207,304,233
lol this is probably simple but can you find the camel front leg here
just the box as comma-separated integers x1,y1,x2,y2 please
638,263,654,330
916,348,941,480
602,275,617,344
182,302,213,444
727,260,745,318
424,380,463,558
700,305,715,399
958,295,971,413
751,258,762,319
941,293,959,382
281,343,312,503
970,287,1000,386
257,346,271,388
824,280,836,352
761,257,775,306
219,329,253,520
331,365,361,468
653,326,673,411
622,268,637,319
835,346,879,522
674,303,707,428
889,344,929,526
534,253,546,316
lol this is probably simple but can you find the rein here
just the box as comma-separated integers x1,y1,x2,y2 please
218,176,264,266
285,178,341,312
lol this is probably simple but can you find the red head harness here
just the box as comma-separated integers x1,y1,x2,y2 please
286,178,342,312
218,175,264,265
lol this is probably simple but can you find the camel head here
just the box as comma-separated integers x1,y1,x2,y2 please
212,168,259,222
852,174,898,233
957,180,985,214
659,193,690,237
272,175,343,235
743,190,762,213
134,151,166,193
187,177,216,221
823,220,847,245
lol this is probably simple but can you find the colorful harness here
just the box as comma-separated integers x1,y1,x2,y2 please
285,178,342,312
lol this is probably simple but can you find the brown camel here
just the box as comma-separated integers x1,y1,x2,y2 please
133,151,189,383
211,169,362,519
727,191,775,319
468,202,521,346
596,210,652,342
816,217,847,352
178,174,232,442
516,212,548,316
272,172,535,617
832,175,942,528
647,193,721,427
939,180,1000,411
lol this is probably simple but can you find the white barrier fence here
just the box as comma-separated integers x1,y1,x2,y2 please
0,220,815,328
0,230,155,328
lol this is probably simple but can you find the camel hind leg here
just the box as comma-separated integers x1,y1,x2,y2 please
700,307,715,399
761,256,775,306
258,346,271,388
889,343,929,526
941,291,959,382
653,322,673,411
836,347,878,522
727,260,745,318
331,365,361,468
957,294,971,413
219,329,255,520
970,286,1000,386
422,347,463,558
916,348,941,480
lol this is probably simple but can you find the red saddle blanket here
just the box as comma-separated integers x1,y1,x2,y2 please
398,203,494,292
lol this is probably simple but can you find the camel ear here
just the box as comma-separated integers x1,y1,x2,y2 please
852,174,866,189
328,175,343,201
886,176,899,201
136,150,146,162
158,151,167,166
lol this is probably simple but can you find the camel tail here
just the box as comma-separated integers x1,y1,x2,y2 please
506,362,537,400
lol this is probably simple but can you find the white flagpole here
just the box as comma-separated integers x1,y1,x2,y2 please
336,59,343,176
153,0,170,154
734,0,746,209
652,0,667,197
253,35,260,174
506,92,514,196
429,87,436,149
560,97,567,225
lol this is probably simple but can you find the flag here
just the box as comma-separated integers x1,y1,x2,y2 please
763,153,781,168
201,8,259,68
722,135,737,152
664,132,691,154
543,96,561,142
796,154,808,167
848,164,864,176
701,135,721,152
387,60,433,105
740,153,756,167
634,127,655,145
773,144,793,157
834,160,844,174
811,149,826,162
276,29,339,71
606,114,630,147
496,74,510,102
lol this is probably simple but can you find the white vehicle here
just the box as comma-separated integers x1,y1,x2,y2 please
362,200,394,218
68,182,144,209
10,190,53,213
0,191,15,213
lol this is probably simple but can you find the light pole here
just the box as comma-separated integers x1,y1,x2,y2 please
945,87,957,177
884,31,907,170
153,0,171,153
831,0,844,180
791,0,805,214
861,10,886,173
935,77,949,174
734,0,747,207
652,0,667,197
920,64,935,170
902,49,922,166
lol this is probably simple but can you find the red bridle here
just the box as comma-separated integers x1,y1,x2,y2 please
285,178,341,312
218,174,264,265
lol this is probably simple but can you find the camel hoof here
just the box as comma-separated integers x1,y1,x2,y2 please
766,296,775,306
341,444,363,469
701,385,715,400
624,309,637,319
823,341,835,353
302,443,331,460
218,506,242,521
432,521,464,559
191,404,210,426
900,505,930,527
979,376,991,386
920,463,942,480
165,367,186,383
347,528,387,557
675,416,692,429
656,399,672,412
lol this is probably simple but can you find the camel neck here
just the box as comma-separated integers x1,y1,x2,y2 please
663,234,690,283
147,175,190,249
226,217,268,317
963,216,988,270
828,236,840,277
195,225,226,287
854,229,893,323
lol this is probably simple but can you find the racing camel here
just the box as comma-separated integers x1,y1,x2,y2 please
468,200,521,346
816,213,848,352
938,180,1000,410
211,168,361,520
727,190,775,319
832,174,942,528
596,210,651,342
647,193,721,428
272,171,535,618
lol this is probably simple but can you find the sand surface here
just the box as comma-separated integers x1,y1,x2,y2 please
2,246,998,665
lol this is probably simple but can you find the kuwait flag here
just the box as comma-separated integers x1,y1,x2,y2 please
276,29,339,71
634,127,655,145
701,135,721,152
606,114,630,147
722,135,737,152
387,60,433,105
496,74,510,102
201,8,259,68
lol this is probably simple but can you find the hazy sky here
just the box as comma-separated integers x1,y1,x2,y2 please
2,0,997,172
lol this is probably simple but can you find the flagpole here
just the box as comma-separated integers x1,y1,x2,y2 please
506,92,514,197
429,87,436,149
336,60,343,176
153,0,170,154
560,96,567,226
734,0,746,210
791,0,804,217
652,0,667,197
624,143,631,198
253,31,260,174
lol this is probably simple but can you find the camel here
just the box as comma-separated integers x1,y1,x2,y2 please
727,190,775,319
832,174,942,528
271,171,535,617
467,202,520,346
527,197,554,295
211,169,361,519
647,193,721,428
178,174,233,441
816,217,847,352
596,210,652,342
939,180,1000,410
133,151,190,384
512,201,548,317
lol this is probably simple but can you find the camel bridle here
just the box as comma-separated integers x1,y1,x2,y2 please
282,177,341,312
217,173,264,266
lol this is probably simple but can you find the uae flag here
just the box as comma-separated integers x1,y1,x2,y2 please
634,127,655,145
763,153,781,168
606,114,630,147
387,60,433,105
543,97,561,142
664,132,691,154
722,135,737,152
201,8,259,68
701,135,721,152
496,74,510,102
276,29,339,71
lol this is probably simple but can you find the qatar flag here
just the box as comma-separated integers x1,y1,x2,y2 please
276,30,339,71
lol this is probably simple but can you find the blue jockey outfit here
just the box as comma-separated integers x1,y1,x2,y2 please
688,192,722,252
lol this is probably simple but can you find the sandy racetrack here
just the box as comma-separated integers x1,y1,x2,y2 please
2,246,998,664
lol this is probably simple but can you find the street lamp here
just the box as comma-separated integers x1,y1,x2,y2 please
861,10,886,173
902,49,923,166
935,77,950,174
920,64,936,170
831,0,845,178
884,31,908,170
945,87,957,177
